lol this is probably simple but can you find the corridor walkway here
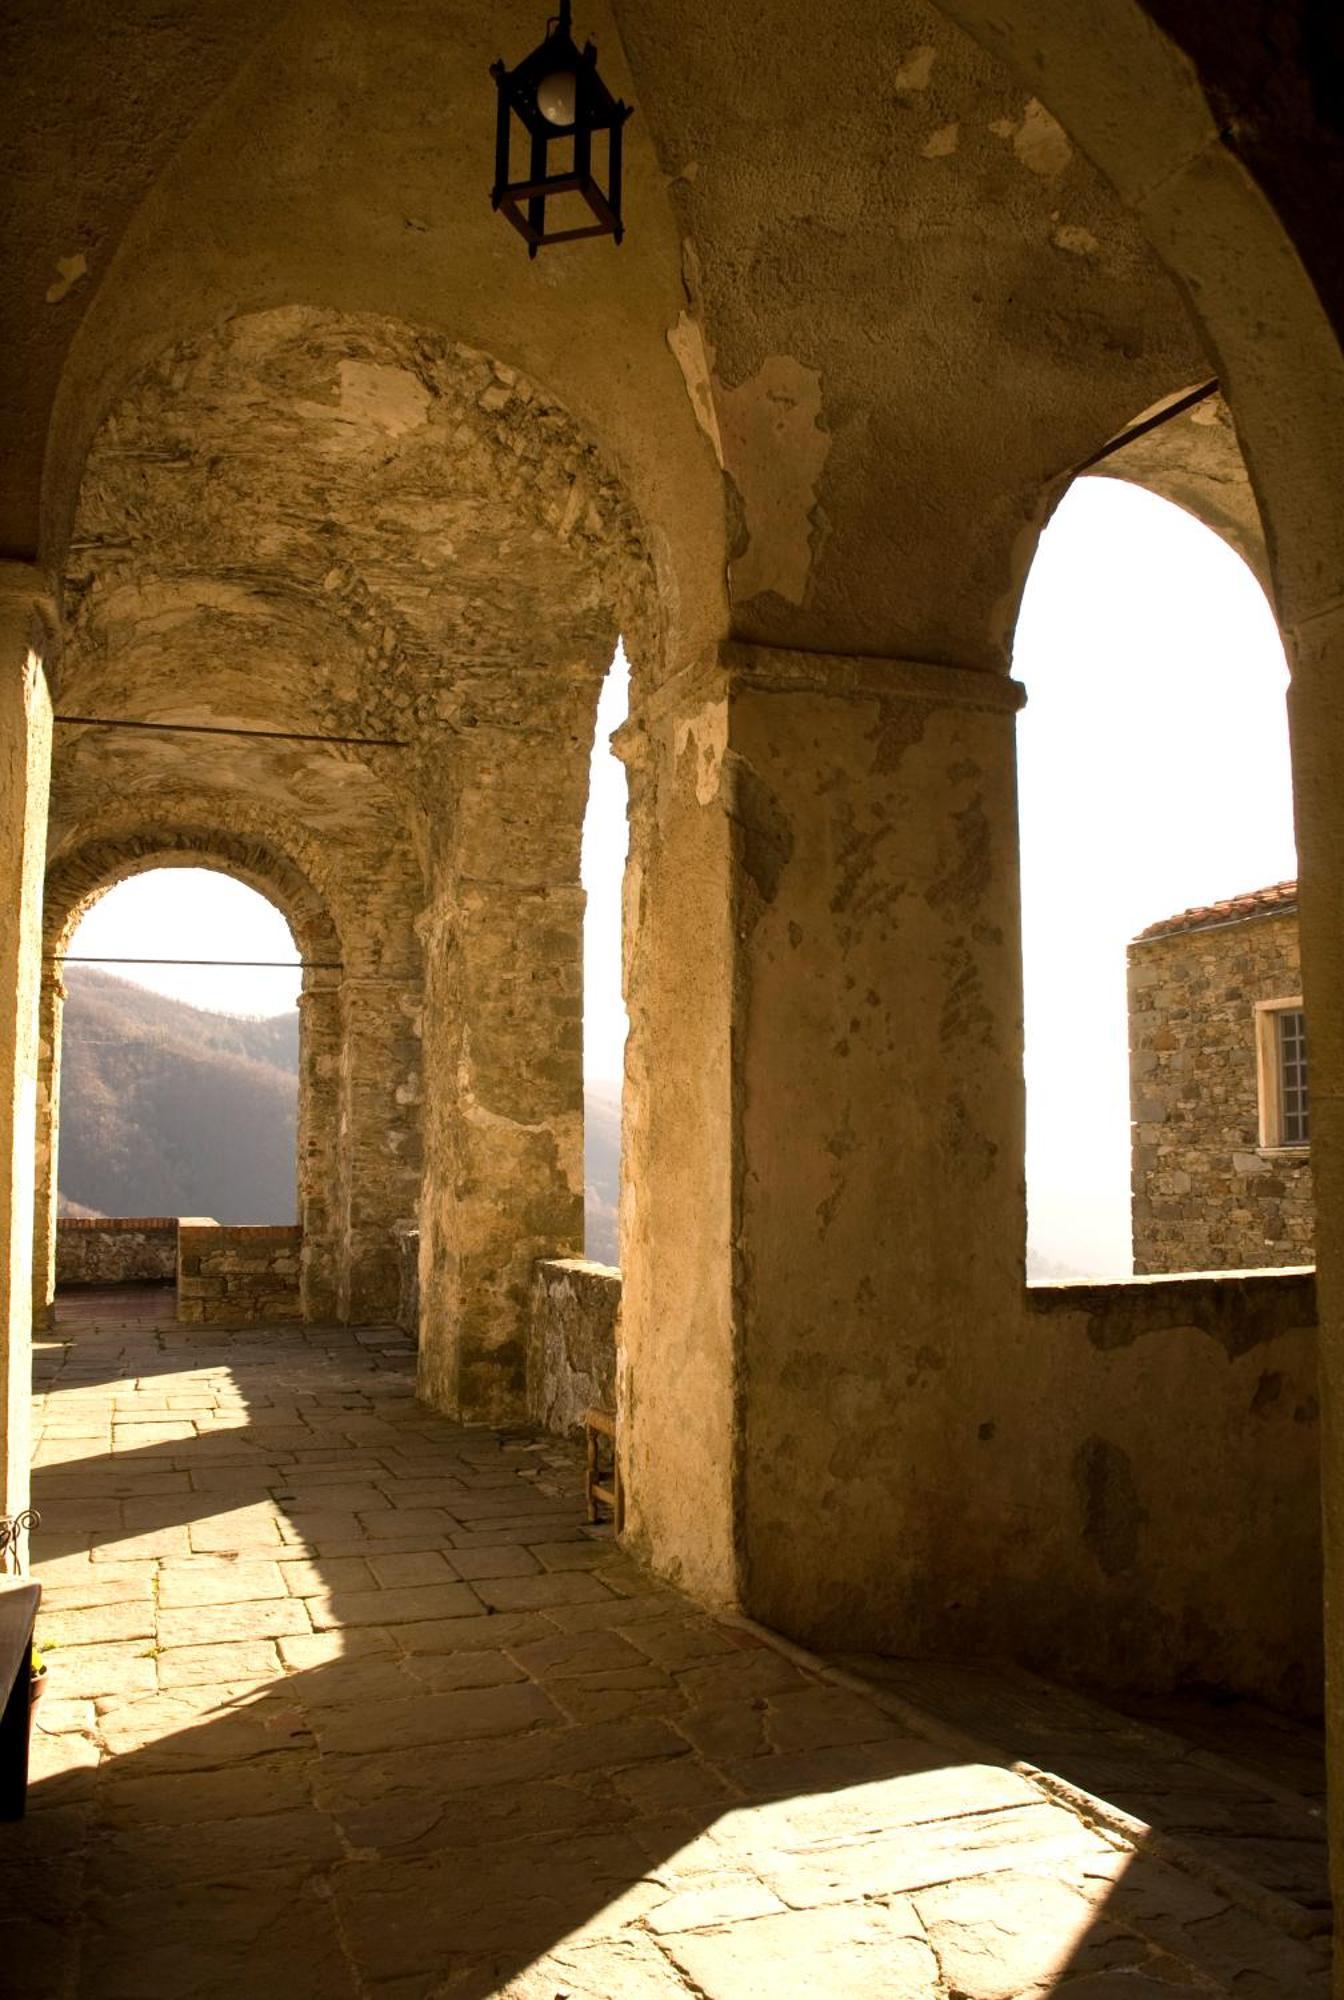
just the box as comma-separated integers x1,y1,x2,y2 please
3,1290,1329,1997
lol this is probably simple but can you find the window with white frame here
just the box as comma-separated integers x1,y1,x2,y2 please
1255,999,1310,1150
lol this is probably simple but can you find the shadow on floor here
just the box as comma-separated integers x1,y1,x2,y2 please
1,1287,1331,1998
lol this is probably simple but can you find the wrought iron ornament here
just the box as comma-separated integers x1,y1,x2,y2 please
490,1,633,255
0,1511,40,1574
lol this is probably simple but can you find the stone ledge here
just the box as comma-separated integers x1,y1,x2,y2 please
1026,1266,1316,1356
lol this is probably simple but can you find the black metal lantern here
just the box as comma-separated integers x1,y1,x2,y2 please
490,1,633,256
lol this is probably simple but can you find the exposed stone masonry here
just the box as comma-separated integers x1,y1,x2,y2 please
528,1258,621,1438
55,1218,177,1289
176,1222,303,1326
1129,902,1313,1274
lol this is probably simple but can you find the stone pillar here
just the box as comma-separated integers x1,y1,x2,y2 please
297,975,341,1321
618,643,1026,1639
417,879,586,1422
30,970,64,1332
1285,605,1344,1923
0,566,55,1537
415,693,599,1424
335,974,422,1325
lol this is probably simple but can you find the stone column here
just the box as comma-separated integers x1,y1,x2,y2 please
296,975,341,1321
618,643,1026,1639
1285,605,1344,1920
0,566,55,1538
335,974,422,1325
417,879,586,1422
415,695,597,1424
30,970,64,1331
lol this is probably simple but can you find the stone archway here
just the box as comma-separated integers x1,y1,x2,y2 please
39,826,346,1327
49,306,660,1415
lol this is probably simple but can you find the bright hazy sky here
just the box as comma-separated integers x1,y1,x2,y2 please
66,478,1294,1277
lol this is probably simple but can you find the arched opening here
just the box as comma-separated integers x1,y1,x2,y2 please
1,5,1341,1987
580,641,630,1268
1016,477,1297,1280
55,867,302,1231
37,827,352,1330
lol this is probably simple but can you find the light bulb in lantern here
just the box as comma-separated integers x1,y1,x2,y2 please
536,68,577,125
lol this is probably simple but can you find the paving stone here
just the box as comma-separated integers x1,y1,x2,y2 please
79,1878,358,2000
97,1751,315,1828
276,1554,374,1597
365,1550,458,1587
443,1543,541,1580
912,1872,1118,1999
91,1527,193,1561
38,1568,156,1610
399,1648,527,1694
308,1582,479,1629
664,1899,942,1997
384,1610,556,1654
187,1513,285,1553
278,1627,398,1669
509,1628,651,1680
312,1679,559,1755
157,1560,291,1608
46,1643,158,1698
40,1602,156,1647
470,1570,611,1611
157,1640,288,1688
87,1808,343,1888
157,1599,312,1647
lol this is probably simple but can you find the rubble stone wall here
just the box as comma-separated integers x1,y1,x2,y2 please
177,1220,302,1325
394,1225,419,1339
1129,909,1313,1273
528,1258,620,1439
56,1217,178,1287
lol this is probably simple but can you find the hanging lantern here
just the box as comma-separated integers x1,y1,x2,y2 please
490,1,633,256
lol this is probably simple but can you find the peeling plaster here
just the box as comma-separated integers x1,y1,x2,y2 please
674,700,728,806
666,311,725,468
714,357,830,606
893,45,937,93
45,252,88,305
1051,223,1100,257
1013,99,1073,178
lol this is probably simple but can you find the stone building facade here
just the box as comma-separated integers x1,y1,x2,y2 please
1129,883,1313,1274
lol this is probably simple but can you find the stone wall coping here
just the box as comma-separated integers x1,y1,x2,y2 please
1028,1267,1314,1299
1027,1267,1316,1357
535,1257,621,1283
178,1221,300,1241
57,1216,178,1232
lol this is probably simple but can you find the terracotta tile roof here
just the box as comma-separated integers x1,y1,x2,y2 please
1133,880,1298,944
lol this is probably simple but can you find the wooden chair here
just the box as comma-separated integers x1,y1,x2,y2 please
583,1406,621,1528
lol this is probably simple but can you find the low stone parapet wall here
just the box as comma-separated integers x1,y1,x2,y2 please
1025,1267,1319,1711
55,1217,179,1288
528,1258,620,1437
177,1220,303,1325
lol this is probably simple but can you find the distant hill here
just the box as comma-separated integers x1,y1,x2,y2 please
58,969,299,1224
59,968,626,1260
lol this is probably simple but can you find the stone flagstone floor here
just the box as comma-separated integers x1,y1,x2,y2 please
1,1287,1330,1998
